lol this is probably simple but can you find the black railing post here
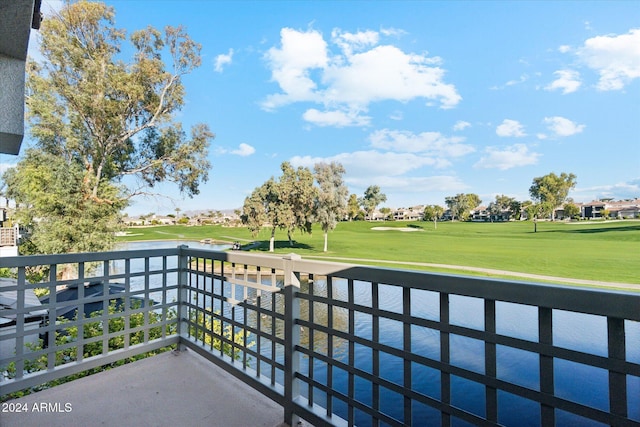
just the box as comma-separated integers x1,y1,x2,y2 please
440,292,451,427
177,245,189,351
539,307,555,426
283,253,302,426
485,299,498,423
608,317,627,424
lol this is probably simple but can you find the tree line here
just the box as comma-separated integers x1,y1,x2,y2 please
242,165,577,251
427,172,577,223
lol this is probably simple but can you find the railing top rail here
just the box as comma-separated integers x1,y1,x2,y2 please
0,247,180,268
182,247,300,271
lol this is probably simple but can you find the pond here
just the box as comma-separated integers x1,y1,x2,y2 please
116,239,232,251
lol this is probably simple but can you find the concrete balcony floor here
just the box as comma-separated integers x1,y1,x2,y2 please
2,349,287,427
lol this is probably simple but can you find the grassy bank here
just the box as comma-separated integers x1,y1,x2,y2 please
119,220,640,284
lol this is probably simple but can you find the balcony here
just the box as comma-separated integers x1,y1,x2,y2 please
0,226,19,257
1,247,639,426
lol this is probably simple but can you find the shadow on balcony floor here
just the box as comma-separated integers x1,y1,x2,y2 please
2,349,287,427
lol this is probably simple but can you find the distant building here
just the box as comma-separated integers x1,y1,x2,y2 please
364,211,387,221
393,206,424,221
0,208,19,256
579,198,640,219
469,206,511,222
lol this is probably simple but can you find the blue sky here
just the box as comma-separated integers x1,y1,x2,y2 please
6,1,640,216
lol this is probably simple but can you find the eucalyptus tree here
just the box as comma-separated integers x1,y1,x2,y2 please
241,178,283,252
563,202,581,220
314,162,348,252
241,162,316,252
488,194,516,222
279,162,318,246
346,194,360,221
529,172,577,221
423,205,444,229
509,199,523,220
4,1,212,254
359,185,387,220
445,193,481,221
3,150,125,254
241,181,270,244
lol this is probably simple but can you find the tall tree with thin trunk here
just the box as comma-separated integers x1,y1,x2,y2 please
241,185,268,240
279,162,317,246
563,202,580,220
314,162,348,252
359,185,387,220
4,1,213,255
423,205,444,229
529,172,577,221
346,194,360,221
445,193,481,221
488,194,515,222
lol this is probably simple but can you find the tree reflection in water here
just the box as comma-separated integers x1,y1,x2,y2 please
241,274,349,362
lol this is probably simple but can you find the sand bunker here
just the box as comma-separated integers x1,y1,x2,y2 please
371,227,422,232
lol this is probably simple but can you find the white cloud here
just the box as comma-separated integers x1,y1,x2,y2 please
573,179,640,201
543,116,585,137
496,119,526,137
380,27,408,38
262,28,328,109
290,151,468,194
347,175,468,192
506,74,529,86
290,128,475,195
322,45,459,108
545,69,582,94
474,144,540,170
214,49,234,73
262,27,461,123
369,129,475,158
230,143,256,156
389,111,403,121
331,29,379,56
288,115,483,198
558,45,572,53
453,120,471,131
491,74,528,90
291,150,441,178
302,108,371,127
217,143,256,156
578,28,640,91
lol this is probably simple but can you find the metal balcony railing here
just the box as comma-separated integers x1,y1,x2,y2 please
1,247,639,426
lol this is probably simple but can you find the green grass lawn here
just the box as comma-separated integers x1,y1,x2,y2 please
119,220,640,284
